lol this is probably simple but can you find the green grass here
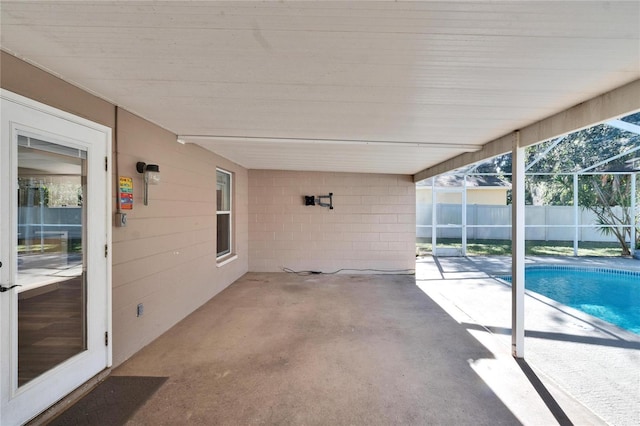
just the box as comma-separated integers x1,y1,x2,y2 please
18,239,82,253
416,238,625,257
17,244,58,253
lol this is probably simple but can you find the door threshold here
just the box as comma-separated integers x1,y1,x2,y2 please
26,368,111,426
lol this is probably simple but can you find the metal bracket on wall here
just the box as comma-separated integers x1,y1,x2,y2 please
303,193,333,209
317,193,333,209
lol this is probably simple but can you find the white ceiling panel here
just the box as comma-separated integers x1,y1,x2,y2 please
186,138,477,174
1,1,639,174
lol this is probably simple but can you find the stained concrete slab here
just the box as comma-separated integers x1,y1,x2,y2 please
109,272,572,425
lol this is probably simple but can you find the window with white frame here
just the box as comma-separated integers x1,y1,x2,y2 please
216,169,232,258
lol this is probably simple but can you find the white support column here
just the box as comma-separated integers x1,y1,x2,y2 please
432,181,437,256
573,173,579,256
462,175,468,256
512,132,525,358
632,173,637,256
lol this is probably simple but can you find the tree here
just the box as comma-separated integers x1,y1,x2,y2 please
472,112,640,255
525,116,640,255
587,174,636,255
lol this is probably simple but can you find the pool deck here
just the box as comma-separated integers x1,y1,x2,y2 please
416,255,640,426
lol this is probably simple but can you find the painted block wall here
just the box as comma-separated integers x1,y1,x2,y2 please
112,110,248,365
248,170,416,273
1,52,249,366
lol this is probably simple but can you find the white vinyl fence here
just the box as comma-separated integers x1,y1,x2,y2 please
417,203,629,243
18,207,82,253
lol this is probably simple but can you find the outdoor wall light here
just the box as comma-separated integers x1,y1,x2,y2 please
136,162,160,205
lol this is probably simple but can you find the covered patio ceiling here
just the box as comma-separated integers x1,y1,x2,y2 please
1,1,639,175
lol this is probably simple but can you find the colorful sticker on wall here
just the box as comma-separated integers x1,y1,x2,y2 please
119,176,133,210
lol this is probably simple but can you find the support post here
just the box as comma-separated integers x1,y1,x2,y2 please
512,132,525,358
632,173,637,257
573,173,579,256
462,175,467,256
432,180,437,256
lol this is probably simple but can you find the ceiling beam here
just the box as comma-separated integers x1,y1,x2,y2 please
414,132,516,182
414,78,640,182
179,135,482,151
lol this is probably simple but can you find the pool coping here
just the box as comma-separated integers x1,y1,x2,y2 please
457,255,640,277
497,263,640,279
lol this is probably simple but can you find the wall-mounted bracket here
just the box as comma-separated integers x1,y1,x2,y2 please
317,193,333,209
303,193,333,209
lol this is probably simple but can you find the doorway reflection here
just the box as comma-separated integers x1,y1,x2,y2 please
17,137,87,386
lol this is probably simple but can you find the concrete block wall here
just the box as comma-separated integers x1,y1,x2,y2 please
249,170,416,273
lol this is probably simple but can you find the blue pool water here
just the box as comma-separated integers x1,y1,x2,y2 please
500,267,640,334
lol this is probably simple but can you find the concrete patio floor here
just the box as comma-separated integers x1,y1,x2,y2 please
46,256,640,425
97,269,613,425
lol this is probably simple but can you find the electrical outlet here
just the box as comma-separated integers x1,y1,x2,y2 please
136,303,144,317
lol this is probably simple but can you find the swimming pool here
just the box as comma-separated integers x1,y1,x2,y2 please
499,266,640,334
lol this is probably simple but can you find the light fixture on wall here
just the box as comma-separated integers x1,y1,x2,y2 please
136,162,160,205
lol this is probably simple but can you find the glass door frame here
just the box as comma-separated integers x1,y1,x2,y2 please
17,134,89,387
0,89,112,425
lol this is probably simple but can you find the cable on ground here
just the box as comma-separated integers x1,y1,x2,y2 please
282,267,415,276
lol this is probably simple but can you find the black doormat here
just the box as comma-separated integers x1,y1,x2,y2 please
48,376,168,426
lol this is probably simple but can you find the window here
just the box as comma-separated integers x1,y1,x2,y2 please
216,169,232,258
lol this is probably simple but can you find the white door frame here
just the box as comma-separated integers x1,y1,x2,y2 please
0,89,112,425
